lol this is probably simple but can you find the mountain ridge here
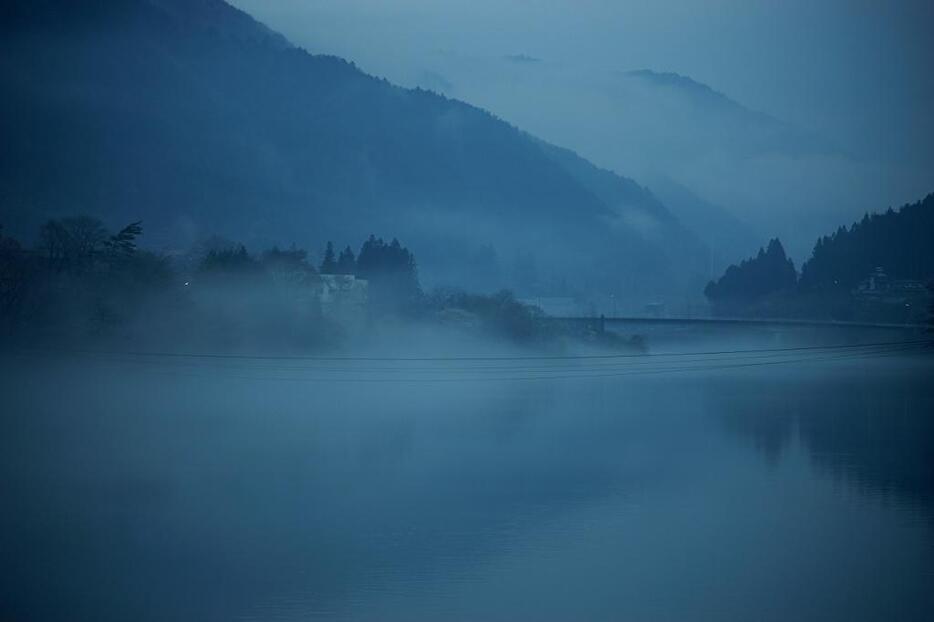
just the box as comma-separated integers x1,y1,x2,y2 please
0,0,708,299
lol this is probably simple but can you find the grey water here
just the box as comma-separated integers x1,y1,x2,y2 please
1,337,933,621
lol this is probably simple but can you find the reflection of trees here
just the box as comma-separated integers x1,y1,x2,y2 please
713,364,934,519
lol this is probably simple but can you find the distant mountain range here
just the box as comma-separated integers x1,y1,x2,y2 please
0,0,710,301
395,52,874,262
621,69,834,159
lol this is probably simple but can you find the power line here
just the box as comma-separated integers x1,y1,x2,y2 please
14,342,924,384
33,341,923,375
7,339,930,364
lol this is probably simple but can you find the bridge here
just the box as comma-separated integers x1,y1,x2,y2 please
545,316,927,331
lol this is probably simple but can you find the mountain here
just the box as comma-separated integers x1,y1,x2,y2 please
621,69,828,158
536,141,705,263
387,54,864,261
646,177,763,272
0,0,706,301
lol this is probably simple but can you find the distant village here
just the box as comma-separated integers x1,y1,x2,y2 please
853,267,930,324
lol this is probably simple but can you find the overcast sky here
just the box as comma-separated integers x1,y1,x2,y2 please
231,0,932,134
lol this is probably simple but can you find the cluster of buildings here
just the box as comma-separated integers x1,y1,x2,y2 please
854,267,930,324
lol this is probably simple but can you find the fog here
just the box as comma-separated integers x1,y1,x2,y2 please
2,2,934,620
232,0,934,260
3,328,933,620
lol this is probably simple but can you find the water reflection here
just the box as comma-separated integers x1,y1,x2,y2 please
714,356,934,520
1,351,933,621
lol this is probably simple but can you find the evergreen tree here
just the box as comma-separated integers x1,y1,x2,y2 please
320,241,337,273
261,245,317,285
200,244,261,274
799,193,934,292
336,245,356,275
262,245,313,272
356,234,421,313
704,238,797,315
927,282,934,335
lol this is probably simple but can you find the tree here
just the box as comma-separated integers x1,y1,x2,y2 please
799,193,934,292
0,226,30,320
704,238,797,315
356,235,421,313
431,288,545,343
320,241,337,273
336,245,356,275
927,282,934,336
40,216,108,273
261,245,317,285
102,221,143,261
262,245,313,271
200,244,261,274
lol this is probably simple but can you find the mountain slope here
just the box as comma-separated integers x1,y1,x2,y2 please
646,177,763,271
0,0,704,299
799,193,934,292
621,69,833,160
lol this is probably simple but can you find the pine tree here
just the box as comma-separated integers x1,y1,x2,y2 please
200,245,261,274
355,234,421,313
336,246,356,275
320,241,337,273
704,238,797,315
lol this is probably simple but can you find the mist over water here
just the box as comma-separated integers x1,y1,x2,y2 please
2,329,932,621
2,2,933,620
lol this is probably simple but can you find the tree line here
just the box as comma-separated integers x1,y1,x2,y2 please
704,193,934,321
1,217,572,347
0,217,423,344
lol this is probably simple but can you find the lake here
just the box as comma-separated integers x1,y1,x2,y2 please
1,333,933,621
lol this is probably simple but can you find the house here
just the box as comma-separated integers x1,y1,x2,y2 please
855,266,890,296
854,267,930,323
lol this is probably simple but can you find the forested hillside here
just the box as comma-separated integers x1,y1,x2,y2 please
799,193,934,293
703,239,796,315
704,193,934,321
0,0,706,300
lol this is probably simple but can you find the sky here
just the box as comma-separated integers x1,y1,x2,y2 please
229,0,934,258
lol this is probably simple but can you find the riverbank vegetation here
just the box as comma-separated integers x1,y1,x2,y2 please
0,217,642,354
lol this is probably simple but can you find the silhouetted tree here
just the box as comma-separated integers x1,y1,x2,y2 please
431,288,545,343
261,245,317,285
200,245,261,274
1,217,177,338
336,245,356,275
262,245,312,271
0,226,31,320
927,282,934,336
320,241,337,273
799,194,934,292
356,235,421,313
102,221,143,262
704,238,797,316
40,216,108,273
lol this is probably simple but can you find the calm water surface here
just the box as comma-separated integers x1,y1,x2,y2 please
1,340,933,621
